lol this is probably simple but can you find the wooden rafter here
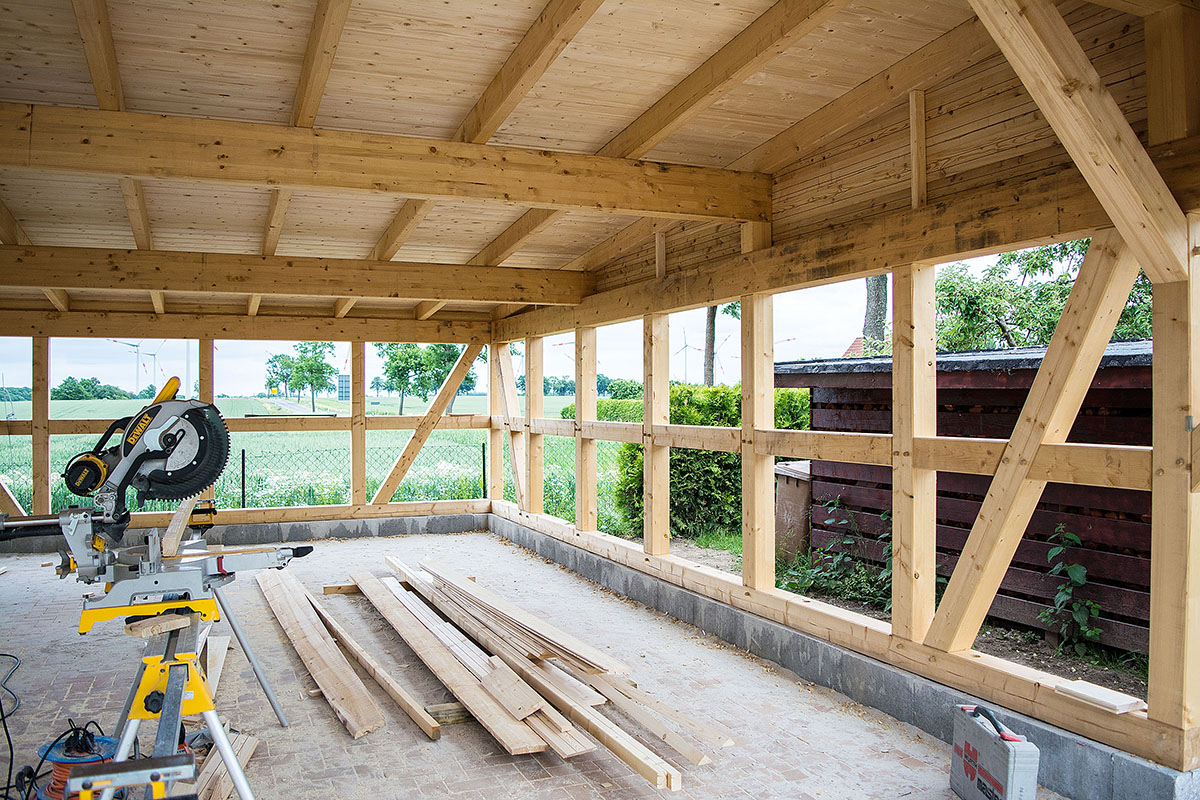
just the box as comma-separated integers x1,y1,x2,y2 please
332,297,356,318
262,0,352,256
923,232,1141,653
414,301,445,321
42,289,70,312
468,0,845,265
1093,0,1199,14
246,294,262,316
495,347,527,509
371,345,483,504
967,0,1188,283
0,104,769,223
733,15,992,172
0,200,31,246
369,0,605,261
2,245,593,306
2,311,489,344
494,131,1200,341
70,0,156,260
148,290,165,314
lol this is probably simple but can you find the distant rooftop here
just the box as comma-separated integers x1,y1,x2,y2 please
775,339,1152,377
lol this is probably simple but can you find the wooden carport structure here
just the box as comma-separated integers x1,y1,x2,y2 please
1,0,1199,774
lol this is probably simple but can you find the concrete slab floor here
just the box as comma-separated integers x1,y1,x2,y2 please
0,533,1066,800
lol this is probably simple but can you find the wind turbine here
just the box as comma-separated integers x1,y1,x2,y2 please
674,330,691,384
111,340,143,392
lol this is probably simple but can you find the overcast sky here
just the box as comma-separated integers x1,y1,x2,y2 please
0,277,887,396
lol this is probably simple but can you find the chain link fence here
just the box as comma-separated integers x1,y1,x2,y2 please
504,435,628,534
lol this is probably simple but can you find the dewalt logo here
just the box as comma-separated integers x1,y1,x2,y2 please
125,411,155,448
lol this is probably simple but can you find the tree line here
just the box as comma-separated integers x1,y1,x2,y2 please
50,377,159,401
514,374,642,399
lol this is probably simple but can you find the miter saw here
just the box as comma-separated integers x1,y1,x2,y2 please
0,376,309,632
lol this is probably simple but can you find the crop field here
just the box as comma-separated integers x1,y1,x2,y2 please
0,395,625,532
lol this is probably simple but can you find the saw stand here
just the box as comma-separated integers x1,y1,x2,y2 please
103,616,253,800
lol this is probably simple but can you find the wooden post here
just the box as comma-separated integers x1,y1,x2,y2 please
1146,19,1200,732
739,219,774,589
350,341,366,505
495,348,527,509
891,265,936,640
575,327,597,531
525,336,544,514
488,344,504,500
198,338,215,501
909,89,927,209
1146,4,1200,147
31,336,50,515
643,314,669,555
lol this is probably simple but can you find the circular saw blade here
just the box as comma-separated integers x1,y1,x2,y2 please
144,404,231,501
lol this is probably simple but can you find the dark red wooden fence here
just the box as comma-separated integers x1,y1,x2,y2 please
776,342,1152,652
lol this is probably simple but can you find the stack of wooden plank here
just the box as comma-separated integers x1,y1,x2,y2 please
385,557,737,791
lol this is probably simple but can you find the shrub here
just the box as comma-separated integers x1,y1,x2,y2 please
611,384,810,540
560,398,644,422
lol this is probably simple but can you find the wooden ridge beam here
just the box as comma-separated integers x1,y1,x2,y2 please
0,245,593,306
494,132,1200,340
967,0,1188,283
467,0,839,265
371,344,484,503
0,103,768,222
924,232,1141,653
0,310,490,344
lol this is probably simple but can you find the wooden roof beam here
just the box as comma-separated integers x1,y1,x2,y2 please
262,0,352,256
0,104,769,222
493,131,1200,341
71,0,155,253
1092,0,1199,14
0,311,489,344
370,0,605,261
967,0,1188,283
467,0,844,266
1,245,595,306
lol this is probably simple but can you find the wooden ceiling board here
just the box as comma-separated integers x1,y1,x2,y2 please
106,0,318,124
142,181,269,254
275,190,400,259
391,199,533,265
502,211,641,269
0,170,135,248
648,0,976,166
0,0,98,109
314,0,547,139
489,0,776,155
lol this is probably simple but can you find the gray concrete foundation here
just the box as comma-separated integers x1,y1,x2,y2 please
487,514,1200,800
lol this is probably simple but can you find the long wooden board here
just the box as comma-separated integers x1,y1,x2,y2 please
302,588,441,740
350,571,545,755
420,559,630,675
255,569,384,739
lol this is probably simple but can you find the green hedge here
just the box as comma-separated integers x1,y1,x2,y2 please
562,384,809,539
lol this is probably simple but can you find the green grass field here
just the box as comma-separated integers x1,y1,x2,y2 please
0,394,623,529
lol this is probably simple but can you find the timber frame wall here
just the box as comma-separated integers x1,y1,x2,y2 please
2,0,1200,775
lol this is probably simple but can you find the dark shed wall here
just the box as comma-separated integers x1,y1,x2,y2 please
776,342,1152,651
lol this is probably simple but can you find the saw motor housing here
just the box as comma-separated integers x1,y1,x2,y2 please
63,377,230,538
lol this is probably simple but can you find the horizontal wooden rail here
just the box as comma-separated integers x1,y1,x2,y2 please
490,500,1191,770
127,499,491,529
581,420,642,444
527,417,575,437
0,414,491,437
651,424,741,452
755,429,892,465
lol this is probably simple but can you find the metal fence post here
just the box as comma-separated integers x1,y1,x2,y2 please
240,448,246,509
481,442,487,500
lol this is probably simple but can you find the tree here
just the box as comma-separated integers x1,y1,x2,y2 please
608,378,643,399
596,374,612,397
935,239,1151,352
374,342,424,413
51,376,133,401
702,303,741,386
291,341,337,411
370,376,384,396
136,384,158,400
863,275,888,346
264,354,296,399
417,344,479,413
516,374,526,394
